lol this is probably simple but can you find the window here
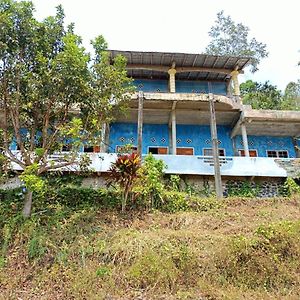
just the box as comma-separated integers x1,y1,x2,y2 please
148,147,168,154
238,149,258,157
83,145,100,153
84,146,94,153
267,150,288,158
176,147,194,155
203,148,225,156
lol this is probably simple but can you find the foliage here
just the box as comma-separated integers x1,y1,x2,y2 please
281,177,300,197
240,80,283,110
0,193,300,298
108,153,141,211
216,220,300,289
133,153,166,209
226,180,260,197
0,0,134,216
205,11,268,72
19,163,45,194
282,79,300,110
241,79,300,110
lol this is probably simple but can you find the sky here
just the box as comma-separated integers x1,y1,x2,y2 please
31,0,300,91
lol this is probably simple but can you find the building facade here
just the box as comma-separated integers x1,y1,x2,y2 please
8,50,300,185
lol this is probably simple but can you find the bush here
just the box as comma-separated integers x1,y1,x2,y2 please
215,220,300,289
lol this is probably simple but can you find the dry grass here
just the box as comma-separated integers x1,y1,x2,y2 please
0,196,300,299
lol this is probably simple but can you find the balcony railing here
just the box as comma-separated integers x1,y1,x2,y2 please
10,151,292,177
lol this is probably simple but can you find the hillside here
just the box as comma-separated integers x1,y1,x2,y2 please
0,194,300,300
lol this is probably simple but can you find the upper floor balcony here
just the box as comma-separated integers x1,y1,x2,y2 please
109,50,251,106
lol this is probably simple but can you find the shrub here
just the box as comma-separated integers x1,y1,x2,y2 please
281,177,300,197
133,154,166,209
128,250,178,289
108,153,141,212
215,220,300,289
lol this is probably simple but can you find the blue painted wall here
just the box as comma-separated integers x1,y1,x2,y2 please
133,79,227,95
134,79,168,92
235,135,296,158
109,123,234,155
109,123,169,154
176,125,234,156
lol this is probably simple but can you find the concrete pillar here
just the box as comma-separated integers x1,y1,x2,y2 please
171,109,176,155
230,70,240,96
292,137,300,158
104,123,110,153
168,68,176,93
241,123,250,157
100,123,107,152
137,91,144,155
209,93,223,198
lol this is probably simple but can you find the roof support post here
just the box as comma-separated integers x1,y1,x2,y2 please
209,93,223,198
137,91,144,156
292,137,300,158
104,123,110,153
100,122,107,152
171,102,177,155
241,123,250,157
230,70,241,104
168,68,176,93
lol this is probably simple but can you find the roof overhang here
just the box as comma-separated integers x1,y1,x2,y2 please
231,110,300,137
109,50,251,81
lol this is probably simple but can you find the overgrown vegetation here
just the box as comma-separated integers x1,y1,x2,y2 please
0,190,300,299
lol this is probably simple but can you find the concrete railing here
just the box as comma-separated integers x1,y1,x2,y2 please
9,151,292,177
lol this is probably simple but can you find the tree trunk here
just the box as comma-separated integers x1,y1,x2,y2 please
22,190,33,218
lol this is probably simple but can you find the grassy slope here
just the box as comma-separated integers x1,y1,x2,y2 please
0,197,300,300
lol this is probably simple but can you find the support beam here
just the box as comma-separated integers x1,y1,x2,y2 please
292,137,300,158
168,101,177,154
100,123,107,152
126,64,244,75
209,93,223,198
231,114,244,138
104,123,110,153
137,91,144,155
241,123,250,157
230,70,240,96
171,101,177,155
168,68,176,93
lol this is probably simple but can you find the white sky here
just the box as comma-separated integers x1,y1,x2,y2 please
31,0,300,91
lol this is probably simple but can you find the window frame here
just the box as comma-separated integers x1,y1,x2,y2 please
147,146,169,155
238,149,258,157
202,148,226,157
266,150,289,158
176,147,195,155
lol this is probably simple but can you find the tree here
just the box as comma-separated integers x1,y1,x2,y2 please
0,0,134,217
240,80,282,109
205,11,268,72
282,80,300,110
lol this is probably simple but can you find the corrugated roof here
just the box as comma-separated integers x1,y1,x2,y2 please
109,50,251,81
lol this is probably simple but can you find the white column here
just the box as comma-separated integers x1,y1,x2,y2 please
137,91,144,155
171,109,176,155
241,123,250,157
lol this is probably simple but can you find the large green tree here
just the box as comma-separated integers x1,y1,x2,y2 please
282,80,300,110
205,11,268,72
240,79,300,111
0,0,133,217
240,80,282,110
